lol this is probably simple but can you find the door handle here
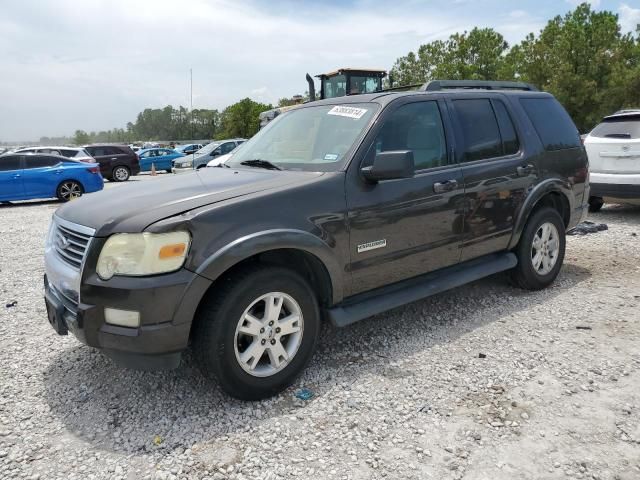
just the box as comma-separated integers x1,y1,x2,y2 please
516,164,534,176
110,157,117,161
12,174,21,179
433,179,458,193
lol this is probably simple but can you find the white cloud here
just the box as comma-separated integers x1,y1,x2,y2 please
619,3,640,33
0,0,550,140
566,0,601,7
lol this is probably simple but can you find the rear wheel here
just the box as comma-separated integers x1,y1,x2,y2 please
193,266,320,400
510,207,565,290
56,180,83,202
588,196,604,213
112,166,130,182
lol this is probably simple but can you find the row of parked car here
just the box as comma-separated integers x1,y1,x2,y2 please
0,138,248,203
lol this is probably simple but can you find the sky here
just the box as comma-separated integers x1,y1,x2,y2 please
1,0,639,142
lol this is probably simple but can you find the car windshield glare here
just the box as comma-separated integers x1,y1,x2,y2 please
226,103,378,172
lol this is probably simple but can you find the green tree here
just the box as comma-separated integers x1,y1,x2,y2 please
73,130,90,145
218,98,273,139
390,28,510,86
505,3,638,131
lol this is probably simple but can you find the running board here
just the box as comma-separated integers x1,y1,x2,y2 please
328,252,517,328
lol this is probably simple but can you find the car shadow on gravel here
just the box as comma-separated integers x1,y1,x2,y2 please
42,263,592,455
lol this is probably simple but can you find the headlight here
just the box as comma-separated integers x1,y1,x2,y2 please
96,231,190,280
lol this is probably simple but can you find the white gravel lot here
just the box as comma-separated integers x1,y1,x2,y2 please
1,175,639,480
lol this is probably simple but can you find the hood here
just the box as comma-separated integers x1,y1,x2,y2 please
56,168,321,236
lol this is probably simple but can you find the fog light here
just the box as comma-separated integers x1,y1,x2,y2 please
104,308,140,328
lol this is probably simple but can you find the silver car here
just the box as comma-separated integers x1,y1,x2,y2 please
172,139,245,173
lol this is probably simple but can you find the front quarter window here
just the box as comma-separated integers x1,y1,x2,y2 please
227,103,378,172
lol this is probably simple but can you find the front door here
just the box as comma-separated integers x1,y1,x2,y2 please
346,98,464,295
0,155,24,201
447,95,537,261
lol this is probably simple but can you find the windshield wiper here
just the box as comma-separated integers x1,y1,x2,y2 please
239,159,281,170
604,133,631,139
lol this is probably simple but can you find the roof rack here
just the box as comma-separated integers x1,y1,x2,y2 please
420,80,538,92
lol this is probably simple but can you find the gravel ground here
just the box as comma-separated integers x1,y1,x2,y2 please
1,177,639,480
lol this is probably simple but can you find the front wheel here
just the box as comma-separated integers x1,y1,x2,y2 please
111,166,130,182
510,207,566,290
193,266,320,400
56,180,83,202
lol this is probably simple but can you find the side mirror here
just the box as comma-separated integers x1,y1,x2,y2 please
361,150,415,182
212,149,221,157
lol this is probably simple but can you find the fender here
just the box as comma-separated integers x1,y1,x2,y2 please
195,229,344,304
507,178,574,250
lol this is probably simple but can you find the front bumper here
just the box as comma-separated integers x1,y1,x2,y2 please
44,216,211,370
171,166,194,174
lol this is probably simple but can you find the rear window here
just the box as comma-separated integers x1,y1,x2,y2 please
590,117,640,139
520,97,581,150
453,98,502,162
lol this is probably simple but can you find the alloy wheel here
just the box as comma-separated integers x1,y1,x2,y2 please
233,292,304,377
59,181,82,201
531,221,560,275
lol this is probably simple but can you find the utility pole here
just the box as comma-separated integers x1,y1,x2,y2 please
190,68,193,140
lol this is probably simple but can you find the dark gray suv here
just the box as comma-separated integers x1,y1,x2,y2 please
44,81,589,400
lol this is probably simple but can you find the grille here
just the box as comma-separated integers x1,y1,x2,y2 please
53,223,91,269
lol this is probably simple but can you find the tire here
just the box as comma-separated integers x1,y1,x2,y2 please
588,196,604,213
166,169,172,174
510,207,566,290
193,266,320,400
112,166,130,182
56,180,83,202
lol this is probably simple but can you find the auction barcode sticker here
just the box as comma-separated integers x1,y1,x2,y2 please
327,106,368,119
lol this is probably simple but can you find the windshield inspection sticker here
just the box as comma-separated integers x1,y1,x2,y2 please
324,153,339,161
328,106,368,119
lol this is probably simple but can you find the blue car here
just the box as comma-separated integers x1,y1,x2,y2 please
0,153,104,202
137,148,185,173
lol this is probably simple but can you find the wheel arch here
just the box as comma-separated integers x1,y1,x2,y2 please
508,179,572,250
195,229,344,307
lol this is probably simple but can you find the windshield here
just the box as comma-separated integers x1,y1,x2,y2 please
195,142,220,155
226,103,377,172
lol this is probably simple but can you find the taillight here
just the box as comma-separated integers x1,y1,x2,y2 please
87,166,100,174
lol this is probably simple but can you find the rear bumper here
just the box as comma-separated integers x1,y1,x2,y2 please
172,166,195,174
590,182,640,199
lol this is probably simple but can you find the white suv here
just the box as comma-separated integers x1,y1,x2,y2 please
584,110,640,211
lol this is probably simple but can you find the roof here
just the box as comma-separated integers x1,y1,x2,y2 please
604,109,640,120
316,67,387,78
305,86,551,108
15,146,82,151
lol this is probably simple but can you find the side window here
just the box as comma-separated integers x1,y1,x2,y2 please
25,155,60,169
492,100,520,155
107,147,122,155
60,150,76,158
90,147,105,156
221,142,236,154
453,99,502,162
373,101,447,170
0,155,21,171
520,97,580,150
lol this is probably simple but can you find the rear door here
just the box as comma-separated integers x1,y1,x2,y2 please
346,97,465,294
0,155,24,200
22,155,64,198
448,95,536,261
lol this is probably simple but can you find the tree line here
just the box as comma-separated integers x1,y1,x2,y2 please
390,3,640,132
67,98,273,146
52,2,637,146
